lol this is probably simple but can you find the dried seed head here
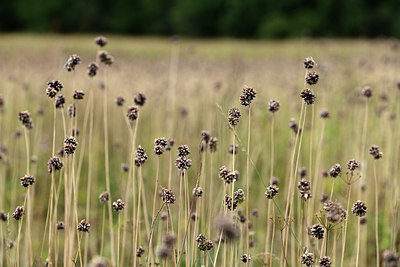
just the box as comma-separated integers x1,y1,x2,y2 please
270,176,279,186
12,206,24,220
320,193,329,203
228,107,241,126
20,174,35,188
114,96,125,106
133,92,146,106
383,250,399,267
0,210,8,221
300,88,316,105
94,36,108,47
175,157,192,170
301,249,315,266
64,54,81,72
201,130,211,143
112,199,125,212
48,156,63,173
98,51,114,66
77,219,90,232
228,144,239,155
324,200,347,223
240,254,251,263
347,159,359,171
193,187,203,197
63,136,78,155
311,224,324,239
121,163,129,172
268,100,280,113
298,179,312,200
136,246,145,257
57,221,65,230
87,62,99,77
166,138,175,151
161,188,176,204
289,118,300,134
360,217,367,225
160,212,168,221
155,137,168,147
154,145,165,155
299,167,307,178
304,57,316,69
67,104,76,118
134,146,148,167
215,214,239,242
369,145,383,160
305,71,319,85
328,164,342,178
18,111,33,129
177,145,190,157
208,137,218,153
99,192,110,203
46,80,63,98
319,256,332,267
319,109,330,119
265,185,279,199
55,94,65,109
234,189,245,203
157,234,176,259
240,87,256,106
73,90,85,100
224,195,237,211
361,85,373,98
219,167,238,184
126,106,139,122
352,200,367,217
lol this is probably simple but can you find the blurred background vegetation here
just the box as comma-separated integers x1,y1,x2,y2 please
1,0,400,38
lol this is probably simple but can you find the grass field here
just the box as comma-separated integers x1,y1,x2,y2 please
0,34,399,266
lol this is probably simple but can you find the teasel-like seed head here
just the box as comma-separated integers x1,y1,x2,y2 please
126,106,139,122
67,104,76,118
55,94,65,109
18,111,33,129
324,200,347,223
193,187,203,197
64,54,81,72
383,250,399,267
98,51,114,66
175,156,192,170
347,159,359,171
121,163,129,172
12,206,24,220
87,62,99,77
99,192,110,203
318,256,332,267
161,188,176,204
136,246,145,257
208,137,218,152
240,254,251,263
228,107,241,126
0,210,8,221
301,249,315,266
73,90,85,100
77,219,90,232
240,87,256,106
305,71,319,85
48,156,63,173
46,80,63,98
320,193,329,203
57,221,65,230
268,100,280,113
114,96,125,106
20,174,35,187
166,138,175,151
319,109,330,119
352,200,367,217
300,88,316,105
299,167,307,178
298,179,312,200
177,145,190,157
133,92,146,106
228,144,239,155
94,36,108,47
112,199,125,212
311,224,324,239
265,185,279,199
361,85,373,98
369,145,383,160
304,57,316,69
63,136,78,155
328,163,342,178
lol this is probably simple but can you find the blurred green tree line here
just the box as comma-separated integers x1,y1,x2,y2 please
1,0,400,38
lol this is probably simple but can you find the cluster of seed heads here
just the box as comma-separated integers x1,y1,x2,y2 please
112,199,125,212
240,254,251,263
369,145,383,159
94,36,108,47
136,246,145,257
208,136,218,152
134,146,148,167
193,187,203,197
324,200,347,223
99,192,110,203
239,87,256,106
383,250,399,267
298,179,312,200
64,54,81,72
310,224,324,239
328,163,342,178
47,156,63,173
114,96,125,106
319,256,332,266
73,90,85,100
361,85,373,98
305,71,319,85
12,206,24,220
126,106,139,121
161,188,176,204
98,51,114,65
219,166,239,184
46,80,63,98
154,137,168,155
268,99,280,113
77,219,90,232
63,136,78,155
20,174,35,187
300,88,316,105
196,234,214,251
199,130,218,152
175,145,192,170
18,111,33,129
133,92,146,106
304,57,316,69
87,62,99,77
55,95,65,109
352,200,367,217
228,107,241,126
301,249,315,266
347,159,359,171
265,185,279,199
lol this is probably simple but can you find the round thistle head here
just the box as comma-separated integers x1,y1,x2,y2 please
228,107,241,126
133,92,146,106
305,71,319,85
161,188,176,204
301,249,315,266
193,187,203,197
351,200,367,217
46,80,63,98
94,36,108,47
265,185,279,199
319,256,332,267
77,219,90,232
328,164,342,178
369,145,383,160
126,106,139,122
304,57,316,69
48,156,63,173
201,130,211,143
175,156,192,170
87,62,99,77
234,189,245,203
166,138,175,151
347,159,359,171
177,145,190,157
112,199,125,212
361,85,373,98
268,100,280,113
228,144,239,155
300,88,316,105
114,96,125,106
224,195,237,211
64,54,81,72
20,174,35,188
12,206,24,220
239,87,256,106
310,224,324,239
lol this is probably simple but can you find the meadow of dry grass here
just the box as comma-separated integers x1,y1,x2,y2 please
0,34,399,266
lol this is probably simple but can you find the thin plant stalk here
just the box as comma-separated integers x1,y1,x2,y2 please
373,161,379,267
245,105,251,266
